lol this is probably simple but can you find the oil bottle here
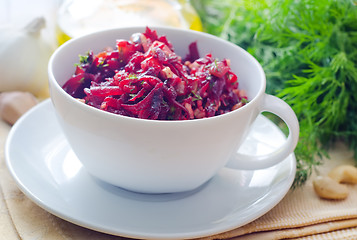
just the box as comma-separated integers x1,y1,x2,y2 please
56,0,202,45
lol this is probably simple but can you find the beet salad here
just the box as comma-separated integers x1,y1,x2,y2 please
62,27,248,120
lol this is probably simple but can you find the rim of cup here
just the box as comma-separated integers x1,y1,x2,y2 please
48,26,266,125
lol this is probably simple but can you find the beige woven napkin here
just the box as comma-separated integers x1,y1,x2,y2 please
1,117,357,240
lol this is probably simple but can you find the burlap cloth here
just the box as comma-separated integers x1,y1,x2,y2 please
1,117,357,240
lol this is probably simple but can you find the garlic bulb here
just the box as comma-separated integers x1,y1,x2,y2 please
0,91,38,125
0,17,54,99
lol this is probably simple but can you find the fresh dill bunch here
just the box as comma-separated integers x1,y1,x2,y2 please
193,0,357,187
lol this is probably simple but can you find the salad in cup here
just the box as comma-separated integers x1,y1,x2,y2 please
62,27,248,120
48,26,299,194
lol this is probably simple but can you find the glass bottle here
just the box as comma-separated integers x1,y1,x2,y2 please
56,0,202,45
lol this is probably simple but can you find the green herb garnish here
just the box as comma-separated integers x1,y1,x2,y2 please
79,52,90,64
128,73,138,79
192,91,203,101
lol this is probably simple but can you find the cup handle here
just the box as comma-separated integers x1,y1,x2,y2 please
226,94,299,170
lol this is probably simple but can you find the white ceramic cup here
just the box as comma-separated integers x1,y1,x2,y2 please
48,26,299,194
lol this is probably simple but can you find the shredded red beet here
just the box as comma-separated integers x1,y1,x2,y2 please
62,27,248,120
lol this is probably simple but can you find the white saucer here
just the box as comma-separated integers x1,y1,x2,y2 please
5,99,296,239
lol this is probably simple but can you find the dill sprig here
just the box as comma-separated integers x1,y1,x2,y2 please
193,0,357,187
